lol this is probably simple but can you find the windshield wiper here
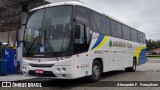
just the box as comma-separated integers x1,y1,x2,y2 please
27,36,40,53
27,28,42,53
44,30,54,53
44,30,58,60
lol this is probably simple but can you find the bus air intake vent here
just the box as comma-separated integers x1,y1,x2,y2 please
29,63,54,68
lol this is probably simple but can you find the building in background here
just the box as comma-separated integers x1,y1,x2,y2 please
147,48,160,55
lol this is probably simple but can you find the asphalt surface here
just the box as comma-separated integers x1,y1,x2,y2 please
1,59,160,90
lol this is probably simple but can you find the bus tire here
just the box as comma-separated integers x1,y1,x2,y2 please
125,58,136,72
87,60,102,82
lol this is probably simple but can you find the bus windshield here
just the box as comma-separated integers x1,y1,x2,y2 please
24,6,72,54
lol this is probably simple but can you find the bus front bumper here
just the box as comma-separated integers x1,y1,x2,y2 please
22,59,75,79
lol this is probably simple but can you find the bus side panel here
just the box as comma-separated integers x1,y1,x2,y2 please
123,51,133,68
89,33,110,72
108,52,121,70
133,45,146,65
138,48,147,65
102,52,109,72
72,52,93,78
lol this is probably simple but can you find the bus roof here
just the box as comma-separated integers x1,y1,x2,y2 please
31,1,98,13
30,1,144,34
31,1,125,24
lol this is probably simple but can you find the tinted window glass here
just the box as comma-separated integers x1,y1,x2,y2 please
100,16,106,34
75,23,85,44
141,33,143,43
143,33,146,43
131,29,138,42
24,6,72,53
92,12,111,35
138,32,141,43
76,6,90,26
140,32,143,43
43,6,72,52
87,10,99,33
111,20,122,38
122,25,131,40
92,12,101,33
138,32,143,43
104,16,111,35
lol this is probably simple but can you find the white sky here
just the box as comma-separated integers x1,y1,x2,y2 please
47,0,160,40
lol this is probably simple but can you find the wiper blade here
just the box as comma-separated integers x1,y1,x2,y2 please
26,28,42,53
27,36,40,53
43,30,54,53
44,30,58,60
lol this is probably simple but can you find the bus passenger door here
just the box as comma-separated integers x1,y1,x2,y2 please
73,22,92,77
74,23,87,53
73,6,93,77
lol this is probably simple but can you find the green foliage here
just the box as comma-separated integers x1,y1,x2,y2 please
146,39,160,51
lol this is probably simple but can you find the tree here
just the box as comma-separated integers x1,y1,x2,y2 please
146,39,160,51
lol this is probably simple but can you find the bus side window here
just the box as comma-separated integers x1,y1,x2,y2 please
74,6,93,54
131,29,138,42
74,23,86,53
75,23,85,44
143,33,146,44
122,25,131,41
74,23,91,44
111,20,122,38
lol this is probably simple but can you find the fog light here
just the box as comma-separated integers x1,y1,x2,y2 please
62,67,66,71
57,68,61,72
62,74,67,77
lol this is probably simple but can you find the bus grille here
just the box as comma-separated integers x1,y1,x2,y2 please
29,63,54,68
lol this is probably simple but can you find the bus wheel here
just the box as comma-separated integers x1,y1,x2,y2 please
87,60,102,82
125,58,136,72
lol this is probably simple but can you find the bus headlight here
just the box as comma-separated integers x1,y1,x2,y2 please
57,68,61,72
57,67,66,72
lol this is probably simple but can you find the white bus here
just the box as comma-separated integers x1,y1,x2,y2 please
22,1,146,82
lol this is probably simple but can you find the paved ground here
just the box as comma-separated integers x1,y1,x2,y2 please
0,74,36,81
1,60,160,90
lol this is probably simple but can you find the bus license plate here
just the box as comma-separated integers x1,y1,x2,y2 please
35,70,44,74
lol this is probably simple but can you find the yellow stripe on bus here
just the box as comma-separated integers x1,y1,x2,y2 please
92,36,109,50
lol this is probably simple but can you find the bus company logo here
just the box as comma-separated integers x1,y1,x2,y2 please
109,40,112,47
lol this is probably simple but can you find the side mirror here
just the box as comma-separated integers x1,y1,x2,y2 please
75,25,81,39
